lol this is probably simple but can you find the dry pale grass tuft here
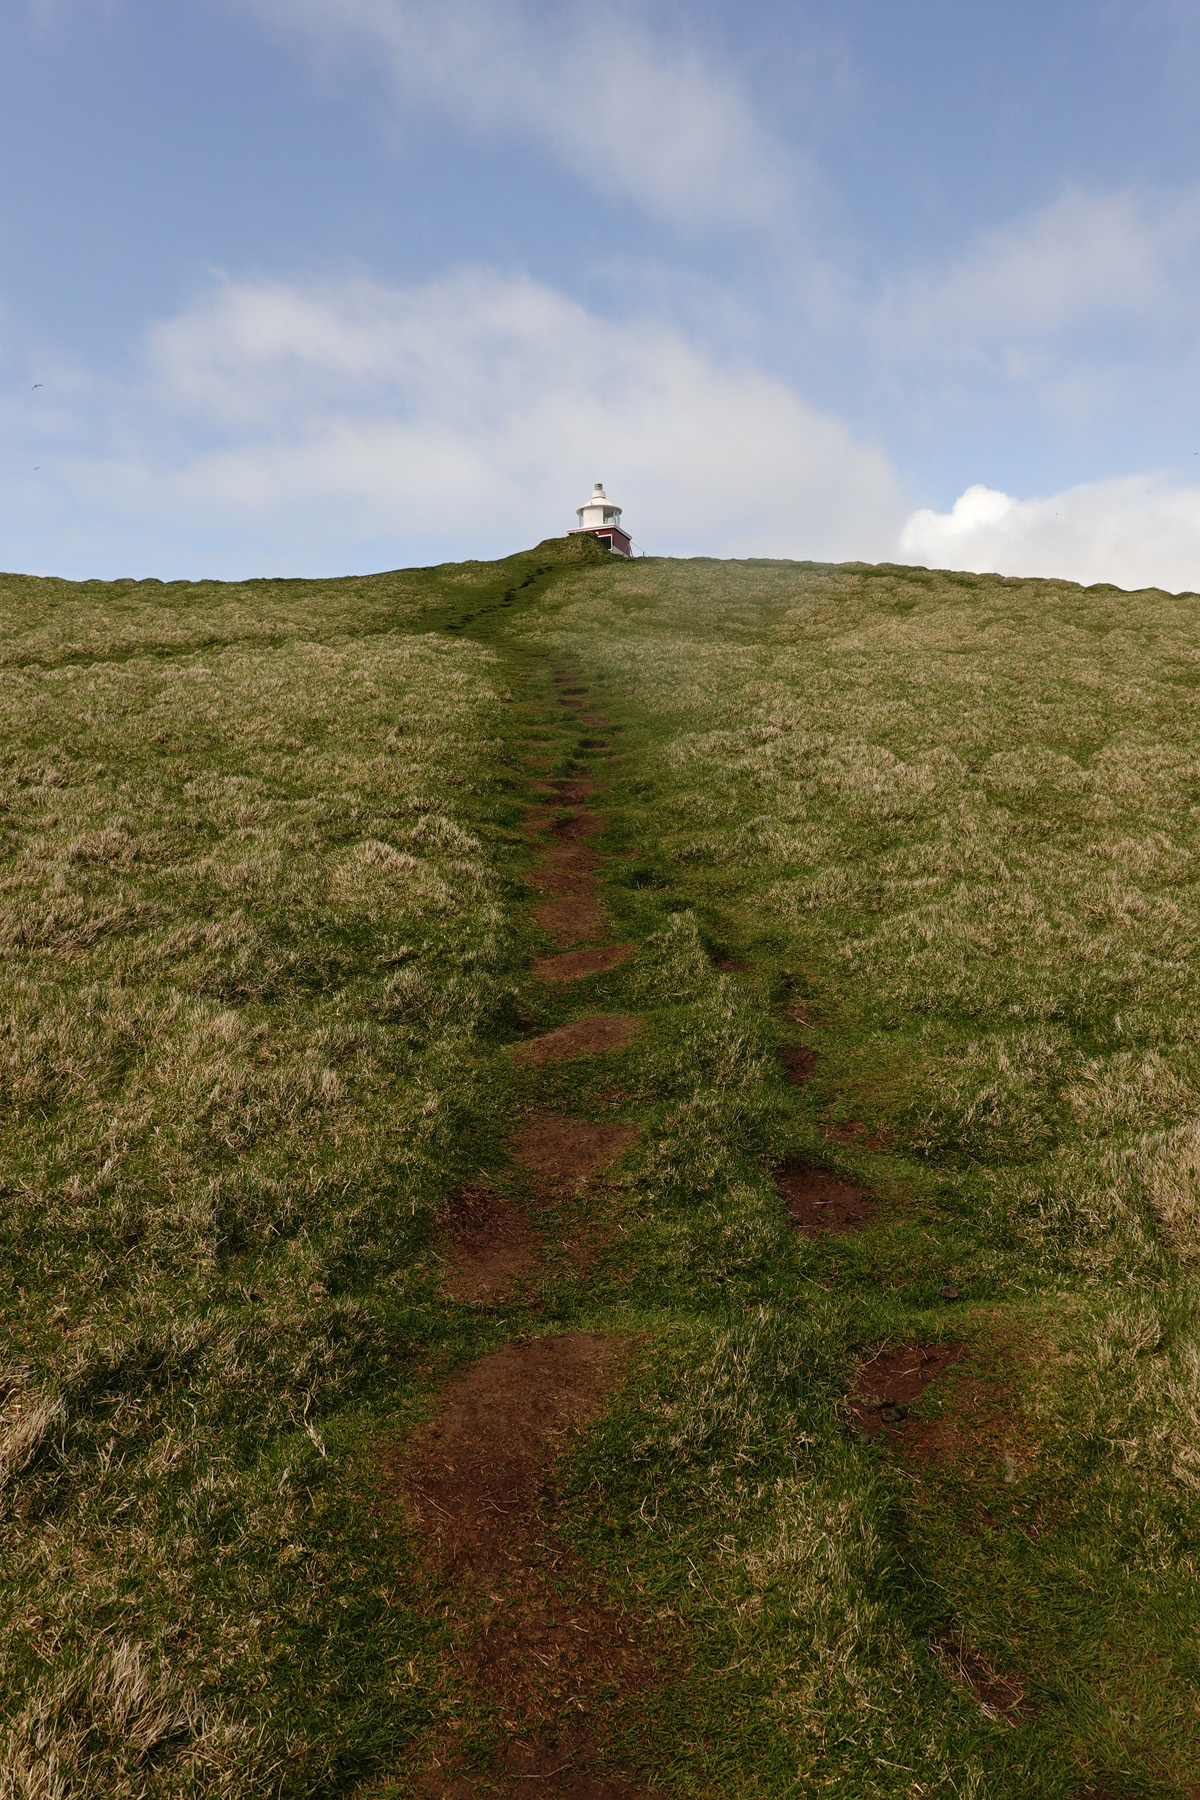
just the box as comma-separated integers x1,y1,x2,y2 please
0,1640,275,1800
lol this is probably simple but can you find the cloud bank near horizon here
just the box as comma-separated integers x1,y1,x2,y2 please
8,263,1200,592
900,478,1200,594
0,270,903,579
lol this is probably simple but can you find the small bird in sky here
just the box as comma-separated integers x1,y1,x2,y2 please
30,382,42,389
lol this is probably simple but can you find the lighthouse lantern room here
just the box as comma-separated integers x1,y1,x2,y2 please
570,482,632,556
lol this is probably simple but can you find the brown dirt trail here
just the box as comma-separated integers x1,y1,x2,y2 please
777,1160,877,1239
437,1182,541,1304
531,943,634,982
392,676,668,1793
514,1015,642,1065
383,1335,662,1798
852,1341,966,1437
510,1113,639,1189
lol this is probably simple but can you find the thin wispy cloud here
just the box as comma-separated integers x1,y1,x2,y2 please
873,185,1200,363
240,0,794,229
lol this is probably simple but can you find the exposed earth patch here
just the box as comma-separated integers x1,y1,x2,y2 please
437,1181,541,1305
822,1115,893,1151
530,943,634,982
776,1160,877,1239
534,892,611,944
510,1113,639,1190
851,1341,966,1437
384,1334,662,1797
780,1044,817,1085
528,839,609,944
513,1015,642,1065
932,1633,1033,1725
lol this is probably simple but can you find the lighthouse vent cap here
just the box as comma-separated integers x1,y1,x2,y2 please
576,480,621,516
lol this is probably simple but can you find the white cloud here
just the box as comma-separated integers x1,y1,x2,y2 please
239,0,791,229
899,476,1200,592
0,269,904,576
875,186,1200,362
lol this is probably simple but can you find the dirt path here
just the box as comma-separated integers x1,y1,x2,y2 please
776,1159,877,1239
384,1335,662,1798
438,1181,541,1303
400,657,1017,1792
851,1341,966,1436
531,943,633,982
513,1014,642,1064
510,1114,640,1190
392,673,680,1792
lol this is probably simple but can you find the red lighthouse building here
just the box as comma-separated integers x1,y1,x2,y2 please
569,482,632,556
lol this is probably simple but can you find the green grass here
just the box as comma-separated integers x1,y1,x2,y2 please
3,542,1200,1796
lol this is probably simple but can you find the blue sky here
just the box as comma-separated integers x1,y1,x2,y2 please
5,0,1200,585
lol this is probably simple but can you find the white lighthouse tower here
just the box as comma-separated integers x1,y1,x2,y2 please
569,481,632,557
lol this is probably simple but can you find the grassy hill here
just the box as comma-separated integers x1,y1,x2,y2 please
2,541,1199,1798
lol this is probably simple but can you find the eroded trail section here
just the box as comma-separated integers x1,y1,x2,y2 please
407,672,663,1792
439,675,640,1304
514,1015,642,1065
511,1113,639,1191
524,736,612,949
531,943,633,983
437,1181,541,1305
852,1341,966,1437
777,1160,877,1240
391,1335,659,1799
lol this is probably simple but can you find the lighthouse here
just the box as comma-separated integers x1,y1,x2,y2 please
569,482,632,557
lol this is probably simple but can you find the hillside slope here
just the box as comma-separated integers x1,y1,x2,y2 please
2,544,1198,1799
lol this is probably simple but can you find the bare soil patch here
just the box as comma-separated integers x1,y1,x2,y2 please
528,841,609,945
384,1335,662,1798
932,1633,1033,1723
777,1160,876,1239
533,779,604,803
887,1338,1043,1483
552,808,606,842
393,1334,627,1578
531,943,634,982
535,892,611,945
822,1115,893,1151
510,1113,639,1189
512,1015,642,1065
781,1045,816,1085
531,843,602,879
436,1182,541,1305
851,1341,966,1437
